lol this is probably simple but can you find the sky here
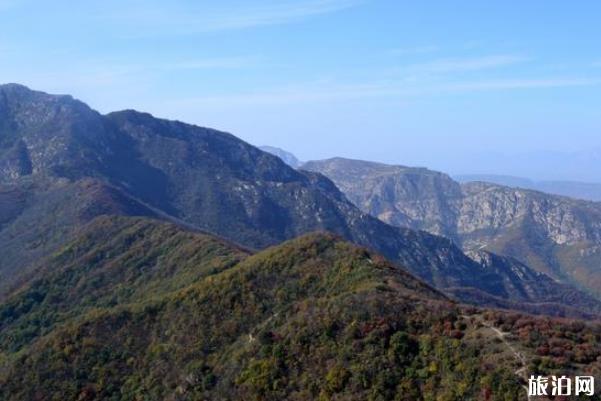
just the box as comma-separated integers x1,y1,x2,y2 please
1,0,601,181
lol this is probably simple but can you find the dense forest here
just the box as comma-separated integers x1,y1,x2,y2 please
1,216,600,400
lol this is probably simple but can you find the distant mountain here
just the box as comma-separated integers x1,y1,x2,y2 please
259,145,302,168
0,84,596,317
304,157,601,298
454,174,535,189
2,215,600,400
456,174,601,202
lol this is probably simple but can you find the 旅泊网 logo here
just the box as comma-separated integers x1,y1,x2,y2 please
528,375,594,397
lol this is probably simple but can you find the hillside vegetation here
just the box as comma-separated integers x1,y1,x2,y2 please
1,216,601,400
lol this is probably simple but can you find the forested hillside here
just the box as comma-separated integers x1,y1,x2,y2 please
1,216,600,400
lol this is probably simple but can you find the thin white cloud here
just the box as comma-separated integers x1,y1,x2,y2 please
439,77,601,92
163,76,601,108
201,0,362,31
10,55,255,85
161,57,255,71
10,65,150,94
389,45,439,56
104,0,363,36
406,55,528,74
166,82,390,108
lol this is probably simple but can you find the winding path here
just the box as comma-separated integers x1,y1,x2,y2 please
466,315,534,401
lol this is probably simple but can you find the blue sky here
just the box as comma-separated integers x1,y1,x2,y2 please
1,0,601,180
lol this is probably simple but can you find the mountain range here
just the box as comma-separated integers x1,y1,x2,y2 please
3,84,599,317
2,84,601,399
303,157,601,300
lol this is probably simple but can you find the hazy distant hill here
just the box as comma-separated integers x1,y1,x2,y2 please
2,215,600,400
305,157,601,297
259,145,302,168
456,174,601,202
439,149,601,184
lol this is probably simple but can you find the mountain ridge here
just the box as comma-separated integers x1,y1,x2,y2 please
0,84,597,317
304,157,601,298
455,173,601,202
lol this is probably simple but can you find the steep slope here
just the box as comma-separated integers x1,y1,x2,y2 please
0,83,161,293
0,178,157,295
446,250,601,319
3,216,600,401
0,84,596,316
0,216,248,356
0,83,118,181
459,182,601,284
304,157,601,297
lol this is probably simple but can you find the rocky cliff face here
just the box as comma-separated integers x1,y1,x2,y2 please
304,157,601,296
458,182,601,244
303,158,463,237
1,84,597,316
